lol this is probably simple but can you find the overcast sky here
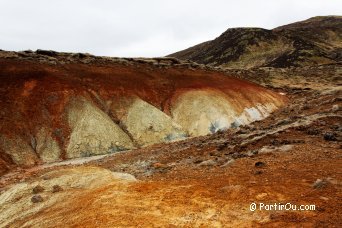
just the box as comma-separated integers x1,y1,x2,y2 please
0,0,341,57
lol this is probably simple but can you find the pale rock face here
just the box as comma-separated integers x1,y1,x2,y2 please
66,98,135,159
122,98,187,146
171,90,240,136
36,127,61,163
0,136,38,166
233,103,277,127
172,91,279,136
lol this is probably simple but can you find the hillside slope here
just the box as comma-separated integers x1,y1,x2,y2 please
1,67,340,227
0,50,286,174
168,16,342,69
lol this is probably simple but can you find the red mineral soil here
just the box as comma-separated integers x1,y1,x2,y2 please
0,50,340,227
0,50,286,175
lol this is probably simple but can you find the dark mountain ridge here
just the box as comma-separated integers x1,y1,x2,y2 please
169,16,342,68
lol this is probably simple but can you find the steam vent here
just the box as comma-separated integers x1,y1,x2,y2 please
0,50,286,173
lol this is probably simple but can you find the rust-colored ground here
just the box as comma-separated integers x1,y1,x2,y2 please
1,80,340,227
0,51,340,227
0,52,285,173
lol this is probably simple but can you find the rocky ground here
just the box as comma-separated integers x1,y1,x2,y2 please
0,63,341,227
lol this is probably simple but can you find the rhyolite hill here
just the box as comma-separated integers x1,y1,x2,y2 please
168,16,342,69
0,50,286,174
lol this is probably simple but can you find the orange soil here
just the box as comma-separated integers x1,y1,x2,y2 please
0,57,285,173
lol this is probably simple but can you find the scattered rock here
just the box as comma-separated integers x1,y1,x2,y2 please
220,159,235,167
307,129,320,135
331,104,339,112
236,129,248,134
231,152,247,159
32,185,45,194
271,139,281,146
217,142,228,151
246,150,258,157
278,145,294,152
259,146,275,154
52,185,63,193
31,195,43,203
313,179,329,189
198,159,217,167
275,119,291,126
323,132,337,141
255,161,266,168
332,124,341,131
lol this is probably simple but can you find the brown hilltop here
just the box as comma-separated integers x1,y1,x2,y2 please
168,16,342,68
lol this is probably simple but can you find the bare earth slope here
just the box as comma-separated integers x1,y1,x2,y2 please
0,50,285,174
168,16,342,68
0,64,340,227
